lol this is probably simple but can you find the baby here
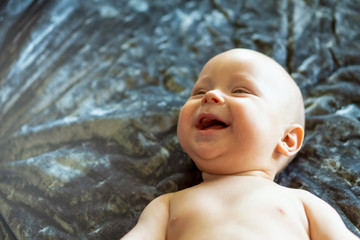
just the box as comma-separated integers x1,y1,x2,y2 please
121,49,359,240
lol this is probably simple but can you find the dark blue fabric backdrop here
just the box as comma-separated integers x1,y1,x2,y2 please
0,0,359,239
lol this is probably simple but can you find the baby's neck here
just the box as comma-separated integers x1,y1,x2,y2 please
201,171,275,182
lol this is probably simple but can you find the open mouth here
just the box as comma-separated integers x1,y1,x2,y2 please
196,115,230,130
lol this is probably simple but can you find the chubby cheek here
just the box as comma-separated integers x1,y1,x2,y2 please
177,104,193,152
231,104,275,150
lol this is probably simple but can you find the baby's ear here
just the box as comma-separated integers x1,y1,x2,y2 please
276,124,304,157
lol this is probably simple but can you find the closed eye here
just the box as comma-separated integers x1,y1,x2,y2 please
232,88,250,94
191,89,207,96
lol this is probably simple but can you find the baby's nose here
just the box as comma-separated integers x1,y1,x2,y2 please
201,90,225,104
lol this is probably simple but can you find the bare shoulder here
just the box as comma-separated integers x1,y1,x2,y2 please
136,192,173,215
120,193,174,240
289,188,338,218
141,192,174,220
150,192,174,205
289,188,359,240
289,188,323,204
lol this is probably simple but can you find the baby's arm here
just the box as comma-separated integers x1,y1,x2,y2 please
296,189,359,240
120,193,171,240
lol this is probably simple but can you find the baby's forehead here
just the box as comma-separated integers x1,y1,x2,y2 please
197,51,299,102
197,53,287,88
194,71,258,88
206,50,285,75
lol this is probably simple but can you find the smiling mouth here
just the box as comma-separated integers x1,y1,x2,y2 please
196,116,230,130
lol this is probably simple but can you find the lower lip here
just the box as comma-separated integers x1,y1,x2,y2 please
196,126,229,134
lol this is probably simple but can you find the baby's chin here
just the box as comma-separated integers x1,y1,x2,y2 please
194,162,240,176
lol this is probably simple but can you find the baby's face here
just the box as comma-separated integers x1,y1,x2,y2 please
177,49,295,176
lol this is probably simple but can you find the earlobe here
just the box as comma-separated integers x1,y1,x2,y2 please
276,124,304,157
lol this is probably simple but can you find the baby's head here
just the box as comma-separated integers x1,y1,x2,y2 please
177,49,305,180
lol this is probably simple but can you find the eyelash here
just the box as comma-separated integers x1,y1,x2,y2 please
232,89,248,94
192,89,207,96
192,88,250,96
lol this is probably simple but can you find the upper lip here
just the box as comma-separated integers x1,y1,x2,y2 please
195,113,231,130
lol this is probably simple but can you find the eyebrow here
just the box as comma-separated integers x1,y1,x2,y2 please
230,73,262,96
191,76,211,93
192,72,263,96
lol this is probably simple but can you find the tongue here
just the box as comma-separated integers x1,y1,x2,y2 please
201,118,227,130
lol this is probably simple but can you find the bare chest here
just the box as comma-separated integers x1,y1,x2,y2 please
166,179,309,240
